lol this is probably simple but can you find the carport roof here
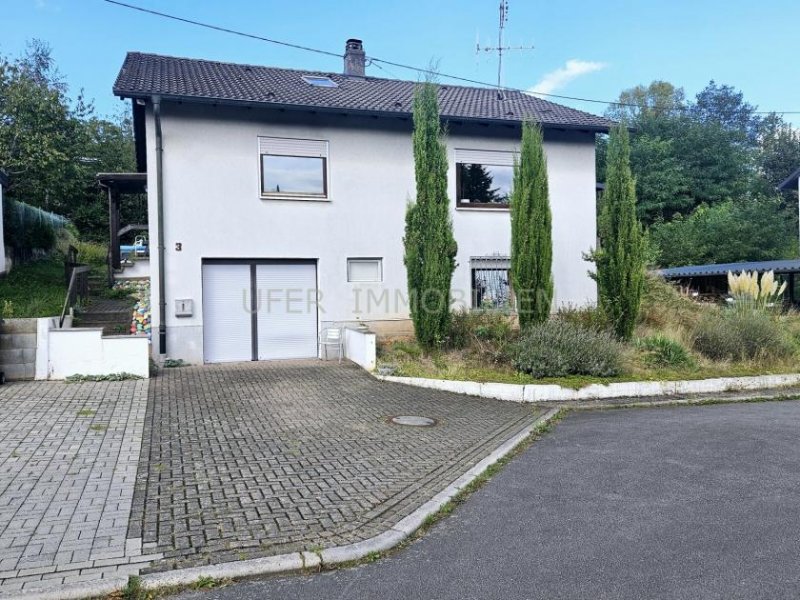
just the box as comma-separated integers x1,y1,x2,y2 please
658,259,800,279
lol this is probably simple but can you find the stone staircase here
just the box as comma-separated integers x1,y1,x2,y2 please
0,319,37,381
73,298,133,336
72,275,134,336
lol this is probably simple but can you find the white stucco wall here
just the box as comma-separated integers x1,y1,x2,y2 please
47,328,150,379
145,103,598,363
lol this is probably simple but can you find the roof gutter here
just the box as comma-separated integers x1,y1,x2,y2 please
153,95,167,356
115,92,612,133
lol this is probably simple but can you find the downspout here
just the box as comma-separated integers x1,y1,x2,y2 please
153,96,167,356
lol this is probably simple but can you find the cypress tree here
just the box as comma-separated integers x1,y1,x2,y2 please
596,124,645,340
403,80,458,348
510,122,553,328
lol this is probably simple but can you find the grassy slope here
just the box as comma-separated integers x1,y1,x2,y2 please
0,258,67,318
379,277,800,390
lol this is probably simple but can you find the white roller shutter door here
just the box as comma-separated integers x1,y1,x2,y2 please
256,263,318,360
202,263,253,363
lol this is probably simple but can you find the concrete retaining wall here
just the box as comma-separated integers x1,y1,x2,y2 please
376,373,800,402
0,318,38,380
344,327,376,371
46,327,150,379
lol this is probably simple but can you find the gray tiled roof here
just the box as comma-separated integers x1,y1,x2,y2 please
113,52,613,131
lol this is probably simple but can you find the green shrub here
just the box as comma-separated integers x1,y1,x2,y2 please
512,319,622,378
389,340,423,360
448,309,514,349
636,334,696,368
555,304,610,332
76,242,108,267
693,310,794,361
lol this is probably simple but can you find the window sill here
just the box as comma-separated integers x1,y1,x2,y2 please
260,195,331,203
456,204,510,212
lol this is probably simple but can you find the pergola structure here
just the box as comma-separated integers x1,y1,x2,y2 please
96,172,147,285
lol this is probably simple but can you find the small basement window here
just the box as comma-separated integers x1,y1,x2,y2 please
259,137,329,199
302,75,338,88
348,258,383,282
471,257,512,309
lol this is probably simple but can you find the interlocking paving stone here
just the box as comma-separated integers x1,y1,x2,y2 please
0,379,160,595
134,361,538,572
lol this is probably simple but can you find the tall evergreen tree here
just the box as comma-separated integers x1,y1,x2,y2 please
595,124,645,340
403,80,457,348
510,122,553,327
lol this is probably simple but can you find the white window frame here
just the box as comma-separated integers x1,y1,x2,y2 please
258,136,330,201
347,258,383,283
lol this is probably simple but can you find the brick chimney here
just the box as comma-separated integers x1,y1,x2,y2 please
344,38,365,77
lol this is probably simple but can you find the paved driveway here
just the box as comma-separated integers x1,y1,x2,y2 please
0,379,160,596
177,400,800,600
134,361,538,571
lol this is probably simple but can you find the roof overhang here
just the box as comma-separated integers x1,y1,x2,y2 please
115,92,611,134
96,172,147,194
778,166,800,191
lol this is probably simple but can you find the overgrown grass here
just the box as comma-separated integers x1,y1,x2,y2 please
378,275,800,389
0,257,67,318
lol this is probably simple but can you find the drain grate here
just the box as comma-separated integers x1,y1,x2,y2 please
388,415,437,427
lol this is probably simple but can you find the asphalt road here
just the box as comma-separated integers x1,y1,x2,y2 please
177,400,800,600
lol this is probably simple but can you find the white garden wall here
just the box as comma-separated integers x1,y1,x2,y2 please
343,327,376,371
31,317,150,380
47,328,149,379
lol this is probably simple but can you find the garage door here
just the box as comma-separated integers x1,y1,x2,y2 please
202,263,253,363
202,260,318,363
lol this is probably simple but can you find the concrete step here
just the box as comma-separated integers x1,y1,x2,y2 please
73,322,130,336
0,333,37,350
1,362,35,381
0,318,37,334
0,348,36,364
74,315,128,322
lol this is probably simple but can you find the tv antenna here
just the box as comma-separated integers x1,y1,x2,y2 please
476,0,534,94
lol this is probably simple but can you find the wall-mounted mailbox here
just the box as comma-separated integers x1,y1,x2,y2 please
175,298,193,317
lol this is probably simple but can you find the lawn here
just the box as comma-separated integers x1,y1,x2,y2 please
378,275,800,390
0,258,67,318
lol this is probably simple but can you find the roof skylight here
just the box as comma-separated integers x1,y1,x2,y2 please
302,75,338,88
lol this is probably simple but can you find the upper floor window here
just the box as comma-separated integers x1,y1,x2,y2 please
259,137,329,199
455,149,515,209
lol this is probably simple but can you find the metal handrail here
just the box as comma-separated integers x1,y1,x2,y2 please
59,265,90,328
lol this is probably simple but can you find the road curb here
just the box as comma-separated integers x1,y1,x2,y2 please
3,576,128,600
374,372,800,403
134,408,560,592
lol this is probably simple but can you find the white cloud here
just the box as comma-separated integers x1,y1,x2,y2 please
528,59,607,95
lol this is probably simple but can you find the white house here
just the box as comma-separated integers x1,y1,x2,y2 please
112,39,612,364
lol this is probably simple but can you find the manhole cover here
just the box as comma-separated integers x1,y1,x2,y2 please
389,415,437,427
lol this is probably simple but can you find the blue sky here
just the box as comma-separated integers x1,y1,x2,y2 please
4,0,799,124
